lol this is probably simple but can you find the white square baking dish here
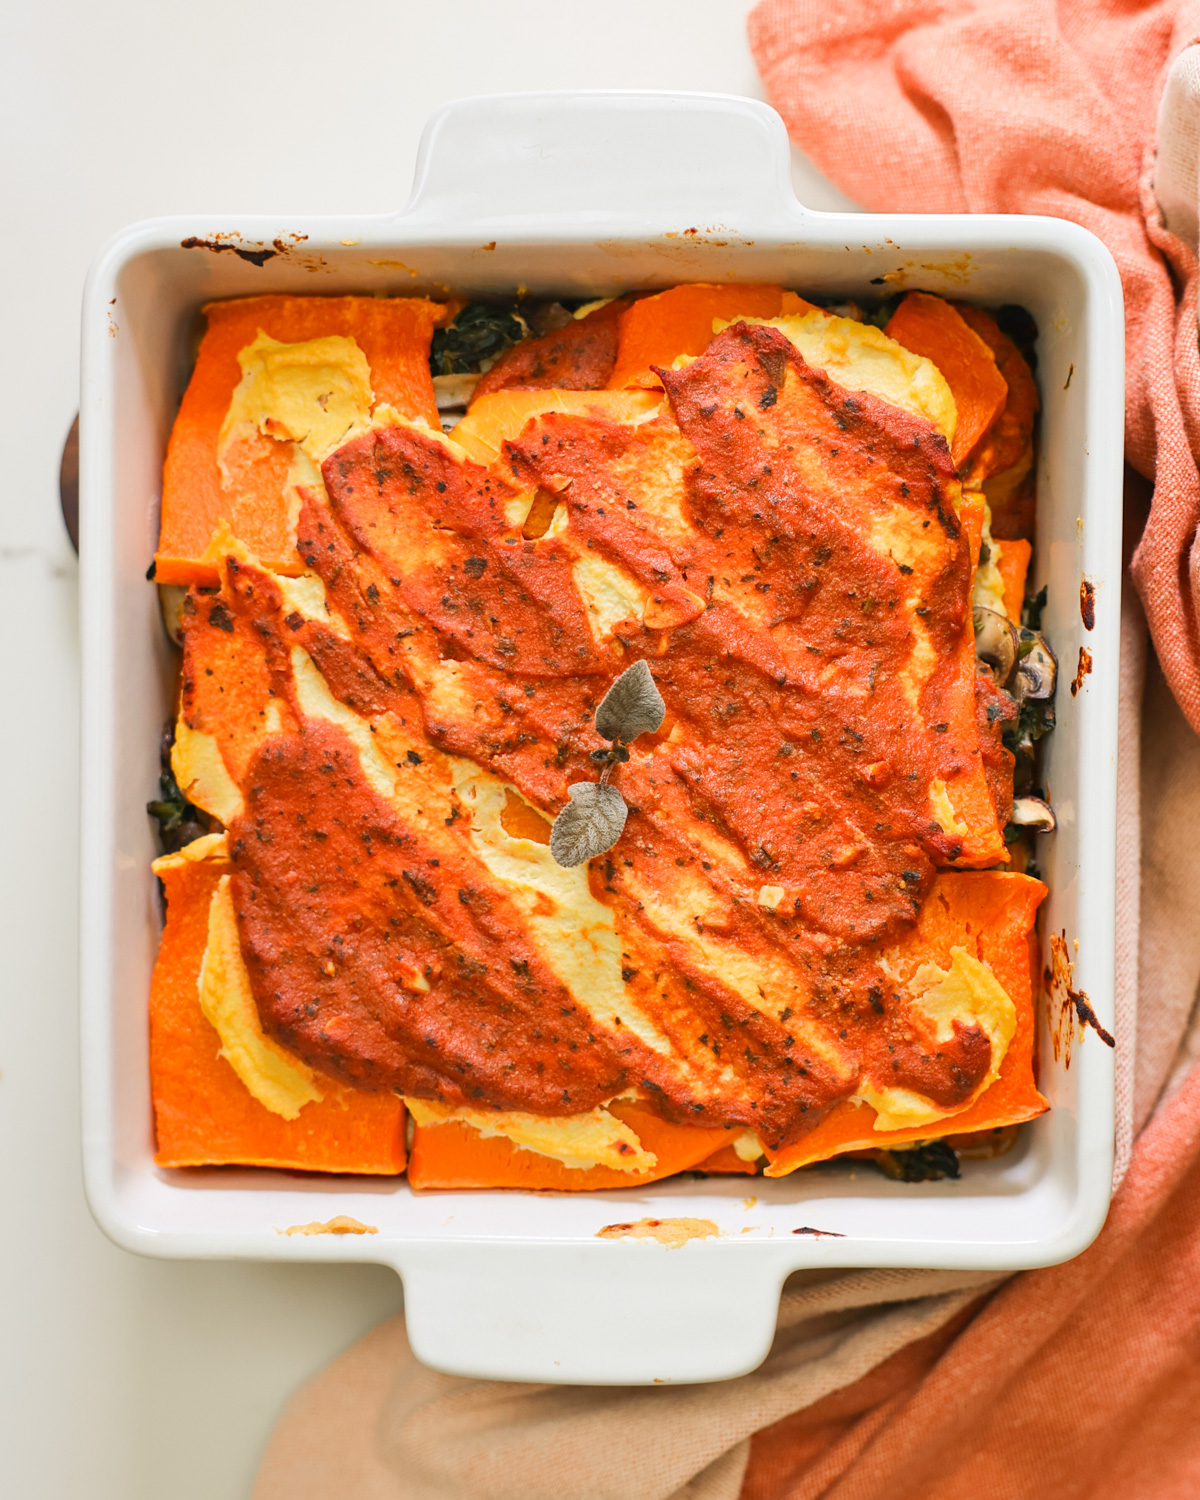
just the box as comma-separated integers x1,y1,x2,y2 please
80,91,1124,1385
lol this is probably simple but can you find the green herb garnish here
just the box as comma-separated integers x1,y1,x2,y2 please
549,660,665,867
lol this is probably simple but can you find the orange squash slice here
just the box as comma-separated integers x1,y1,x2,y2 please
763,871,1047,1176
606,282,800,389
150,839,406,1173
407,1099,731,1191
886,293,1008,470
156,295,449,586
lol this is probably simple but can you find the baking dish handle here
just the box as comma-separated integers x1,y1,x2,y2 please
393,1238,785,1385
400,91,805,232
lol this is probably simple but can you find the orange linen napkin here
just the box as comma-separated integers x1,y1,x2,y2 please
741,1057,1200,1500
750,0,1200,733
252,13,1200,1495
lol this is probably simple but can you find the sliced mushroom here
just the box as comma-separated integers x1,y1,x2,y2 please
1014,629,1057,700
973,605,1019,683
1009,796,1057,832
522,301,574,337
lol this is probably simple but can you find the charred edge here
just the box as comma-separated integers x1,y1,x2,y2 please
1068,986,1115,1048
180,236,278,267
792,1225,846,1237
1046,946,1115,1051
1070,646,1093,697
1080,579,1096,631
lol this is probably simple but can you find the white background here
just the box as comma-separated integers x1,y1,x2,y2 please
0,3,855,1495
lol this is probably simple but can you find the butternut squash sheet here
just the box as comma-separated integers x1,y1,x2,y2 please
149,285,1045,1187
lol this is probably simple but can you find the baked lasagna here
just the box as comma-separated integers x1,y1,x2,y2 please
147,283,1055,1188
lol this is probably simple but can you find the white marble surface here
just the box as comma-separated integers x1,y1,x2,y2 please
0,4,856,1494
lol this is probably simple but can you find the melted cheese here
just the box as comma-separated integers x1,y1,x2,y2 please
855,946,1016,1130
452,388,664,466
276,570,349,638
152,830,229,875
732,1129,765,1161
736,309,957,445
405,1096,654,1172
198,875,324,1119
457,772,675,1058
282,445,324,541
929,779,971,840
219,331,374,467
290,644,409,802
572,551,647,640
911,946,1015,1052
171,719,244,825
973,504,1008,617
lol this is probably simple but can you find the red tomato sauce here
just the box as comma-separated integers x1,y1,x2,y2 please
185,323,1000,1150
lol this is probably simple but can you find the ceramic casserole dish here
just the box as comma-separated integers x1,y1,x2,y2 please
79,91,1124,1385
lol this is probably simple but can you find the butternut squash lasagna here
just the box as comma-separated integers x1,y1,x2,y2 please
147,284,1056,1188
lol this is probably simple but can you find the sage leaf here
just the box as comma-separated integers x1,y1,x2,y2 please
549,783,628,867
595,659,665,744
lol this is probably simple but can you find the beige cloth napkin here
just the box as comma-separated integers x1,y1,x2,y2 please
1157,46,1200,254
252,57,1200,1500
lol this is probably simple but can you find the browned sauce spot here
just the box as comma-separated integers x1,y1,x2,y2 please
1070,646,1093,696
1080,579,1095,631
278,1216,377,1236
596,1217,719,1246
1045,930,1114,1061
180,235,276,267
